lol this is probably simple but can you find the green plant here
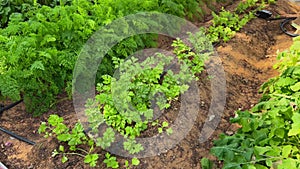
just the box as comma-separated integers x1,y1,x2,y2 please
210,36,300,169
39,31,211,167
207,8,255,43
124,157,140,169
151,120,173,135
38,115,144,168
131,157,140,166
38,114,100,167
123,139,144,154
83,31,210,160
274,37,300,71
236,0,258,14
206,0,274,43
104,153,119,169
201,158,214,169
0,0,209,116
86,52,194,150
0,0,33,28
0,2,102,115
85,31,209,141
0,0,74,28
38,114,122,168
172,32,211,75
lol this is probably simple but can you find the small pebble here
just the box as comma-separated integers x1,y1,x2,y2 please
226,131,234,135
208,115,215,121
5,142,13,147
27,164,34,169
201,101,205,107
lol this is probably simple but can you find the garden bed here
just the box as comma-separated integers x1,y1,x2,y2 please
0,0,300,168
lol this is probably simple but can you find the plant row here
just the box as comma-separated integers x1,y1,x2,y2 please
39,31,213,168
206,0,276,43
36,0,278,168
0,0,220,115
209,36,300,168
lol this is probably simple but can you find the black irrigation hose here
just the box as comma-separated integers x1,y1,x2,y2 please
280,17,300,37
256,10,300,37
267,16,297,21
0,126,35,145
0,99,35,145
0,99,23,115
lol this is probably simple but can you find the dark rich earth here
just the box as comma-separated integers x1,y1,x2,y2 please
0,0,300,168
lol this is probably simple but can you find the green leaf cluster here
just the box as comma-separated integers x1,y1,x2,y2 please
104,153,119,169
88,33,207,128
207,0,273,43
38,114,100,167
236,0,259,14
0,0,209,116
211,35,300,169
41,116,143,168
38,31,211,168
201,158,214,169
84,32,209,156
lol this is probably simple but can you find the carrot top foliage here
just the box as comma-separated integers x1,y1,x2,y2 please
0,0,208,115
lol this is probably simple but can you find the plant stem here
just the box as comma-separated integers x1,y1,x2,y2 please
77,148,89,154
64,152,85,158
270,93,293,99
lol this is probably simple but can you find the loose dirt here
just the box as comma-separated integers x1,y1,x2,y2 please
0,0,299,168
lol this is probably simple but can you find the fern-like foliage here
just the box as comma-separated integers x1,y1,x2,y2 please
0,0,207,115
0,75,20,101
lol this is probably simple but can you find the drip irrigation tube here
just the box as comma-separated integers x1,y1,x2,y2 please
280,17,299,37
0,99,23,115
256,10,300,37
0,127,35,145
0,99,35,145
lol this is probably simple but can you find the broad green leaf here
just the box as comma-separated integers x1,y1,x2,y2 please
166,128,173,135
290,82,300,91
274,128,285,139
254,164,268,169
266,159,273,167
277,159,297,169
131,157,140,166
158,127,163,133
162,121,169,128
59,145,64,152
57,133,71,142
124,160,129,167
84,154,98,167
223,162,242,169
38,122,47,134
275,77,296,87
247,165,256,169
254,146,272,156
240,118,252,132
200,158,213,169
62,155,68,163
266,147,281,157
282,145,292,158
48,115,63,126
288,113,300,136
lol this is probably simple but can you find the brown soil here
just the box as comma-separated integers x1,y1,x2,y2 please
1,0,300,168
